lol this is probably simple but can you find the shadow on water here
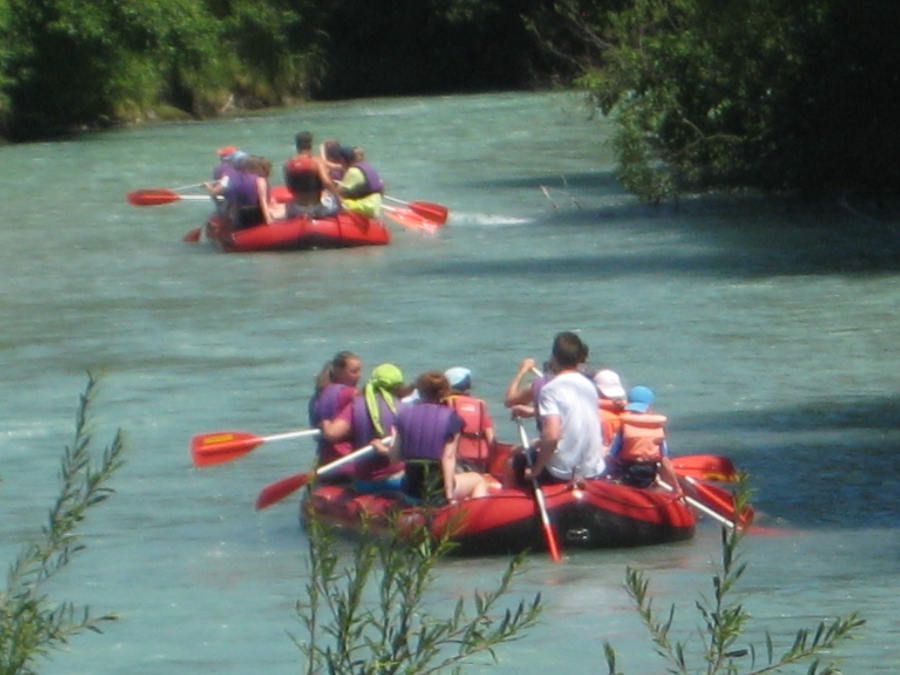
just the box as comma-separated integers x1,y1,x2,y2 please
450,173,900,278
677,397,900,530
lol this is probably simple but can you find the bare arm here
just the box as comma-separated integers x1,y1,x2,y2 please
388,431,402,463
658,456,683,497
441,434,461,500
504,358,536,407
257,177,274,223
315,157,336,192
321,416,350,442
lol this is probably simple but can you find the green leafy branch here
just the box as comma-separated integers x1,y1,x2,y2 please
294,514,542,675
604,475,864,675
0,374,127,675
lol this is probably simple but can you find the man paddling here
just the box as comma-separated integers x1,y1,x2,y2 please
508,332,605,486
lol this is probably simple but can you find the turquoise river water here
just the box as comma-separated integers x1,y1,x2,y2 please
1,91,898,673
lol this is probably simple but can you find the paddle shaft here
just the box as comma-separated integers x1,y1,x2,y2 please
657,478,736,529
517,421,562,562
255,438,387,510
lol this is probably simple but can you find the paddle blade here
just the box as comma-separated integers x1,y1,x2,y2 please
127,189,181,206
271,185,292,203
409,201,448,225
183,227,202,242
255,472,311,510
191,431,264,467
672,455,737,482
383,205,438,233
691,480,755,529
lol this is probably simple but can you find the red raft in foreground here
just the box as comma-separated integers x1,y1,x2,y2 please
303,476,696,557
204,210,391,253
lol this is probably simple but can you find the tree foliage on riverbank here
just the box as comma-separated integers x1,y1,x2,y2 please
0,0,563,140
2,0,897,200
535,0,900,201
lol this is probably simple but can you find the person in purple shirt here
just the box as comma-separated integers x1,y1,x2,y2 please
309,351,363,481
321,363,409,483
389,371,488,505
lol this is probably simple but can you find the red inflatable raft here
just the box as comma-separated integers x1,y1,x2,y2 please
204,210,391,253
303,474,696,556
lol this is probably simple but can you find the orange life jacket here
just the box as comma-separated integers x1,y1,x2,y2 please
446,394,492,465
617,412,668,463
598,398,624,446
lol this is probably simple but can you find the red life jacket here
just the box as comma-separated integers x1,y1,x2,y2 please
284,154,321,196
617,412,668,463
446,394,491,465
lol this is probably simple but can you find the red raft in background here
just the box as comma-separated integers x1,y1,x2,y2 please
204,210,391,253
301,444,697,557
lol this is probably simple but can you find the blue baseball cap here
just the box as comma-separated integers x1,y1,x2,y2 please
445,367,472,391
624,386,655,413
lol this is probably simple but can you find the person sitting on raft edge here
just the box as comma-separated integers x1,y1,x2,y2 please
389,371,488,506
320,363,410,491
604,385,683,497
506,331,605,487
283,131,339,219
337,146,384,219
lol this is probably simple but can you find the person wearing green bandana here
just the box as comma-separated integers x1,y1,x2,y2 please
322,363,410,484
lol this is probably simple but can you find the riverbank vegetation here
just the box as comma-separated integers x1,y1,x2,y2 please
0,376,127,675
538,1,900,202
1,0,897,200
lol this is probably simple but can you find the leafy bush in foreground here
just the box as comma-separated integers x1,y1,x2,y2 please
0,375,126,675
294,515,542,674
604,475,865,675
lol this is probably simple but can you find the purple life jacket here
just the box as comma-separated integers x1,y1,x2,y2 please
349,394,404,480
349,394,399,448
396,403,455,461
225,170,259,208
310,383,349,426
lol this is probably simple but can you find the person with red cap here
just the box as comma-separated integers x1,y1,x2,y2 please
203,146,244,199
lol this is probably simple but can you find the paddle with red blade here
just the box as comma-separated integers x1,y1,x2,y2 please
661,475,755,531
183,227,202,243
190,428,320,467
383,196,449,225
383,204,438,233
682,476,755,529
127,189,212,206
517,420,562,562
671,454,737,482
658,478,743,530
255,440,384,510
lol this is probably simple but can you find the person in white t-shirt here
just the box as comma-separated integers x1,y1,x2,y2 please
510,332,605,485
